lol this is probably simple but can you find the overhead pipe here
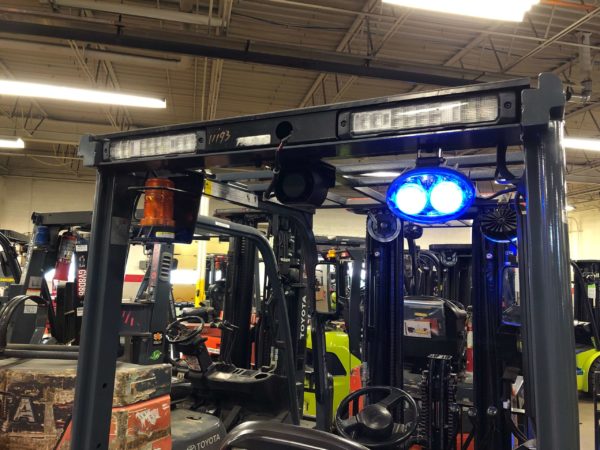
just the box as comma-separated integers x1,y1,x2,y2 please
0,38,191,70
579,32,593,102
50,0,224,27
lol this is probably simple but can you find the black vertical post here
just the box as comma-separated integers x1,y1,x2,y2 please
471,224,511,450
365,216,403,389
521,73,579,450
365,233,392,386
70,172,137,450
391,224,404,390
223,236,255,368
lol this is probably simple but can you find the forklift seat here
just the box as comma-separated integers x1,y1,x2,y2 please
181,306,215,322
220,421,368,450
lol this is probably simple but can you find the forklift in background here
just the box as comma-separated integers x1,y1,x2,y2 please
572,260,600,394
0,212,92,346
304,236,365,418
0,229,27,303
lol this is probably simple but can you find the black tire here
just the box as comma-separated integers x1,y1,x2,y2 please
588,357,600,396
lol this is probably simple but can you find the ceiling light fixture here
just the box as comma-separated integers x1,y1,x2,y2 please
0,79,166,109
361,171,402,178
382,0,540,22
566,205,575,212
0,137,25,149
563,137,600,152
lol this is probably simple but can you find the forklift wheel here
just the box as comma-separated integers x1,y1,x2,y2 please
589,357,600,396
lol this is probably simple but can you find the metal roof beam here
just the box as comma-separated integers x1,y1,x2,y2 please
503,5,600,72
0,18,498,87
48,0,224,27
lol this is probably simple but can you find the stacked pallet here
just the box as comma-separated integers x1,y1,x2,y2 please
0,359,172,449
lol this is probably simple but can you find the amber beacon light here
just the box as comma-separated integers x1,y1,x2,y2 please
140,178,176,228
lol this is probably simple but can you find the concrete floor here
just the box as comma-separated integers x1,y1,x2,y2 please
580,397,595,449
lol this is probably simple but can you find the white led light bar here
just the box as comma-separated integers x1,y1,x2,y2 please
351,95,499,135
110,133,197,160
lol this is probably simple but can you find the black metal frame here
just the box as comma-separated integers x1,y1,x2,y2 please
71,73,578,450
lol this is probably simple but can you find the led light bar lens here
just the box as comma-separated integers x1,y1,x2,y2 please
387,167,475,224
351,95,499,135
110,133,197,160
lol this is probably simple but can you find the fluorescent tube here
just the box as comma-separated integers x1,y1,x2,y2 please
0,79,166,108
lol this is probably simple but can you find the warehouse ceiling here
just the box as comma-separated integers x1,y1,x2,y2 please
1,0,600,211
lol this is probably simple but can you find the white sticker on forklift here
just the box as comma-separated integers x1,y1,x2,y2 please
23,300,38,314
155,231,175,239
404,320,432,339
28,276,42,289
236,134,271,147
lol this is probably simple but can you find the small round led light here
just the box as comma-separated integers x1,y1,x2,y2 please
393,183,428,215
430,181,466,214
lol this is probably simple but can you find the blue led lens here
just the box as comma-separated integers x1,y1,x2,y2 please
393,183,428,215
386,166,475,224
430,181,466,214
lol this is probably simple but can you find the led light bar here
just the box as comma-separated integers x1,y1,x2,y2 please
383,0,539,22
387,166,475,224
351,95,499,135
109,133,198,160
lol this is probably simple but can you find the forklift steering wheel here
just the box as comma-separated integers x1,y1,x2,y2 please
165,316,205,344
335,386,418,449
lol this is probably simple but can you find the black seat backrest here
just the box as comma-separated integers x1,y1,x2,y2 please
220,421,368,450
181,306,214,321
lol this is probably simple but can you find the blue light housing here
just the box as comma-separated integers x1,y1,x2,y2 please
386,166,475,224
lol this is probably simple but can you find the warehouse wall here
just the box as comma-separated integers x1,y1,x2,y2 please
0,177,5,226
0,177,96,232
313,208,472,247
569,210,600,260
0,177,472,246
1,177,598,260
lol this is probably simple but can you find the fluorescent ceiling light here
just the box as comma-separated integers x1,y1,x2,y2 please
0,137,25,149
362,171,401,178
0,79,166,109
382,0,540,22
563,137,600,152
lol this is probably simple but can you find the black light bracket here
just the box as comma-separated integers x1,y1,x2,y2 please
415,148,445,168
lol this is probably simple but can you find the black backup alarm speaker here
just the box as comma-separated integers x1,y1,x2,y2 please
274,161,335,207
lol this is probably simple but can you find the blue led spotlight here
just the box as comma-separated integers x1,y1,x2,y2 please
386,166,475,224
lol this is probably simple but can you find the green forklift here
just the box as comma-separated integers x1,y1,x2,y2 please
573,260,600,394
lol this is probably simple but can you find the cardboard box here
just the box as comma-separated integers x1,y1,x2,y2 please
0,359,171,450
